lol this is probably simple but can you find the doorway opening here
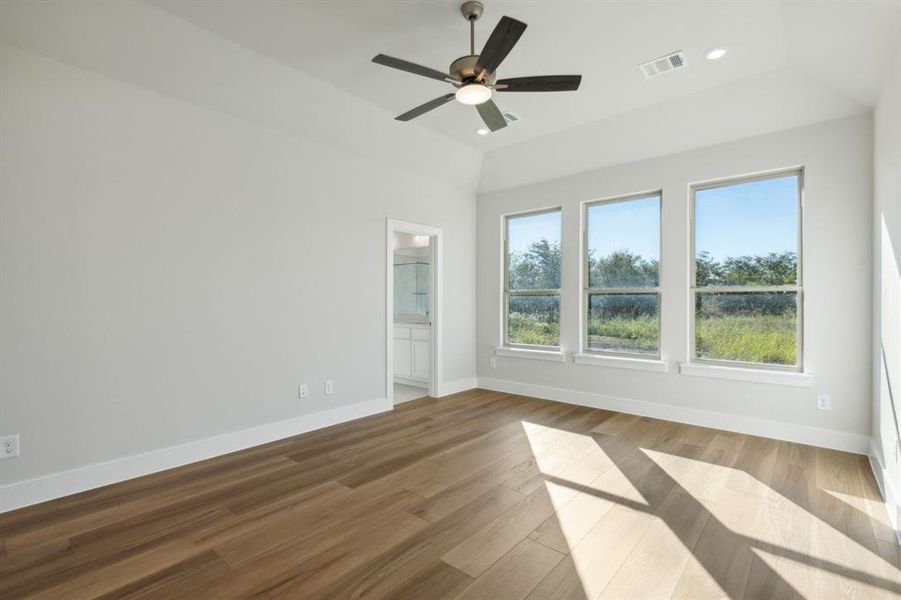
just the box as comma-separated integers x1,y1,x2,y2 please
386,219,441,406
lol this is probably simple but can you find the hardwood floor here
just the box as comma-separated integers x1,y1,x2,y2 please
1,389,899,599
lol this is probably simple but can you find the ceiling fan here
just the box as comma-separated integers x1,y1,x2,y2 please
372,1,582,132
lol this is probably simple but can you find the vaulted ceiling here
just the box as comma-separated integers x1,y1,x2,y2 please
151,0,900,152
2,1,899,192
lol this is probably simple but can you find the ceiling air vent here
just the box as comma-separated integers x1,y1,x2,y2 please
639,51,686,78
502,112,520,124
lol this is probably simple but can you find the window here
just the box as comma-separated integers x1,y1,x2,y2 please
691,171,802,369
504,209,561,348
583,193,661,356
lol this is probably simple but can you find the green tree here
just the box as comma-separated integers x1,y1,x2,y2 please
695,251,797,286
509,238,560,290
588,250,658,287
695,251,722,286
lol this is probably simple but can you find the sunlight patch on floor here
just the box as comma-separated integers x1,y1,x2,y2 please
826,488,895,532
520,421,901,599
523,420,652,567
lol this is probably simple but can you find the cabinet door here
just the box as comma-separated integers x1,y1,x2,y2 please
412,340,430,380
394,339,412,377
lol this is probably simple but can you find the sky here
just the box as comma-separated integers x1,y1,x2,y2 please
507,175,798,262
695,175,798,261
508,210,561,254
587,195,660,260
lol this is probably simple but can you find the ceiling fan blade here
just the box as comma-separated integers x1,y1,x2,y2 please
395,94,456,121
476,99,507,132
372,54,457,82
496,75,582,92
475,16,527,75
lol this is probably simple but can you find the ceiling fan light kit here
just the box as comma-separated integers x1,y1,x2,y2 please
455,83,492,105
372,1,582,132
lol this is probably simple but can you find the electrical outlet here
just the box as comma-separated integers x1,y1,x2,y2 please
489,356,497,369
1,434,20,459
324,380,334,395
816,394,831,411
298,384,308,399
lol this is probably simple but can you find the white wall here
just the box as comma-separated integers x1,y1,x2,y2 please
872,27,901,534
0,39,478,491
0,0,481,193
478,115,873,450
477,69,868,194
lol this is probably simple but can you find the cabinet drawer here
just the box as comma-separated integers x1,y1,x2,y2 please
411,327,430,341
393,326,410,340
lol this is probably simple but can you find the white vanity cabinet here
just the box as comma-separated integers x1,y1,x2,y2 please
393,323,430,386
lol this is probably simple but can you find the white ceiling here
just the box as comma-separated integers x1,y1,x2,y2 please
151,0,901,151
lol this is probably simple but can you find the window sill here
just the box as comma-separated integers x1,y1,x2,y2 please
494,346,566,362
573,353,668,373
678,363,812,387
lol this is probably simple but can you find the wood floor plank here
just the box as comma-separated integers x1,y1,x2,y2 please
441,479,576,578
201,511,430,598
0,389,896,600
319,484,526,600
452,538,563,600
599,490,711,599
560,502,655,599
0,503,231,598
387,560,474,600
23,540,205,600
524,555,592,600
2,456,299,554
671,486,771,600
95,550,231,600
526,460,620,553
411,451,533,523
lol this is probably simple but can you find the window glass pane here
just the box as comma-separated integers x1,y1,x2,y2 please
695,291,797,365
508,295,560,346
587,195,660,288
695,175,798,286
587,294,658,355
507,211,561,290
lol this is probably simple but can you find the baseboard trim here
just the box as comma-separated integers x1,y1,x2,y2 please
436,378,477,397
868,438,901,544
394,376,428,389
0,397,392,514
477,377,870,454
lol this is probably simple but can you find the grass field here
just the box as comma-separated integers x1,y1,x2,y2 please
695,313,796,365
588,315,658,354
510,311,796,364
508,313,560,347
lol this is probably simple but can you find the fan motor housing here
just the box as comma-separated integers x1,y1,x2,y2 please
449,55,495,85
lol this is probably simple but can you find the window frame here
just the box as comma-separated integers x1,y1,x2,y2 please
502,206,563,350
581,191,663,359
688,168,804,372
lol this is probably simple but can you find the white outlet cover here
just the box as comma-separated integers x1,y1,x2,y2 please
298,384,308,399
1,434,20,459
325,380,334,394
489,356,497,369
816,395,831,410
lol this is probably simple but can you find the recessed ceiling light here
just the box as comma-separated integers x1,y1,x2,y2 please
475,128,490,136
705,47,727,61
